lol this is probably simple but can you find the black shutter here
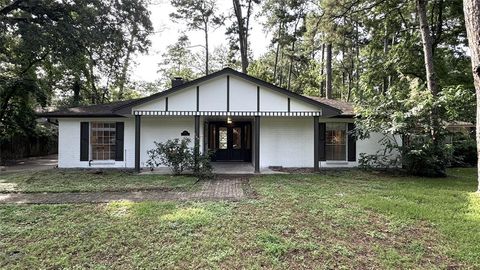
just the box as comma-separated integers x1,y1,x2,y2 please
115,122,124,161
319,123,326,161
347,123,356,161
80,122,89,161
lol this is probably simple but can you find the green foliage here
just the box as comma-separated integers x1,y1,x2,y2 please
146,138,213,178
146,138,194,175
450,133,477,167
401,136,453,177
0,0,153,140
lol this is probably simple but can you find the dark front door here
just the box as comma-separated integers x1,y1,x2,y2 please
208,122,251,162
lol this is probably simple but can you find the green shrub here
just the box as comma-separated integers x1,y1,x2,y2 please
450,134,477,167
146,138,213,178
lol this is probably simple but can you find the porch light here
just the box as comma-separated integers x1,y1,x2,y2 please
227,117,232,124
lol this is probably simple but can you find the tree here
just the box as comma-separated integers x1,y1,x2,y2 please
463,0,480,192
231,0,259,73
170,0,223,75
416,0,441,144
0,0,152,140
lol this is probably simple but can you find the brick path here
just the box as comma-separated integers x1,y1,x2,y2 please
0,177,249,204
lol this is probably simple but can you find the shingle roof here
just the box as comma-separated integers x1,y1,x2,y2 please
305,96,355,116
37,99,137,118
37,68,355,118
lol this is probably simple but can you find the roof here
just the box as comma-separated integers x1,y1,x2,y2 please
37,99,136,118
113,67,342,115
306,96,355,116
38,68,355,118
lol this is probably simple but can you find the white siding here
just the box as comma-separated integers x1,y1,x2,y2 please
199,77,227,111
132,73,322,114
168,87,196,111
134,97,166,111
260,117,314,167
229,76,257,111
58,118,135,168
259,88,289,112
139,117,195,168
57,117,202,169
290,99,318,111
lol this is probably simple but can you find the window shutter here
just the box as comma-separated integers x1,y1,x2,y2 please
347,123,356,161
319,123,326,161
115,122,124,161
80,122,89,161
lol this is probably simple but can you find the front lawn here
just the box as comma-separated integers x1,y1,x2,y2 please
0,170,197,193
1,168,479,268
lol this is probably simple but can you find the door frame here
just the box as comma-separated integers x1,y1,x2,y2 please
208,121,252,162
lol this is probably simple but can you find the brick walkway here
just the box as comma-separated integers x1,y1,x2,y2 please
0,177,249,204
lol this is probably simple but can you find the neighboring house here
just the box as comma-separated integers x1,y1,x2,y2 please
39,68,398,172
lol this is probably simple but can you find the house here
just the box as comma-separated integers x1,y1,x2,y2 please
39,68,397,173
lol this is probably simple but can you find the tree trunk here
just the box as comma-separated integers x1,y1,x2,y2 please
73,79,81,106
204,22,209,75
273,41,280,83
118,31,135,100
233,0,249,73
320,43,325,97
383,26,389,93
326,43,333,99
463,0,480,192
416,0,440,143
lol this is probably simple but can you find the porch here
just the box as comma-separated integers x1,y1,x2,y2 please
133,112,322,174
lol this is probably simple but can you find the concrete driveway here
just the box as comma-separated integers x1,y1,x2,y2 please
1,154,58,172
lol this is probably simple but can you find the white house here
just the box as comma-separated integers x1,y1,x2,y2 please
40,68,396,173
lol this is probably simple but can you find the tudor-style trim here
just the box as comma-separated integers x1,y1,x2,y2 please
196,86,199,111
194,115,200,169
254,116,260,173
313,116,319,171
132,111,322,117
80,122,89,161
112,68,342,115
134,115,141,172
226,75,230,112
165,97,169,111
287,98,291,112
38,114,126,118
257,86,260,112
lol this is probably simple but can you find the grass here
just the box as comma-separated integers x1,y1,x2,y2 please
1,168,479,268
0,169,197,193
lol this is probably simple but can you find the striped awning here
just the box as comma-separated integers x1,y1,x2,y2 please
132,111,322,117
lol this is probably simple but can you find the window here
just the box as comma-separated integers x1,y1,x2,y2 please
325,123,347,161
90,122,116,160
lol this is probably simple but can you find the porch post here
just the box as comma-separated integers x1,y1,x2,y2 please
135,114,141,173
254,116,260,173
194,115,200,170
313,116,319,171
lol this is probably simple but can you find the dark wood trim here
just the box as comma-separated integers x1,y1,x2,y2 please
112,68,343,116
194,115,200,169
80,122,89,161
257,86,260,112
115,122,124,161
347,123,356,161
226,75,230,112
135,115,141,172
196,86,199,111
254,116,260,173
165,97,168,111
313,116,319,171
319,123,326,161
288,98,291,112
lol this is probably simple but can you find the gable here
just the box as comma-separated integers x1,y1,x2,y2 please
115,68,341,117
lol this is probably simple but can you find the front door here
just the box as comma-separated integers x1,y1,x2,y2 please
208,122,251,162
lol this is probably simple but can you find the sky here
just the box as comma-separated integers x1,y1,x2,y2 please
131,0,272,83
